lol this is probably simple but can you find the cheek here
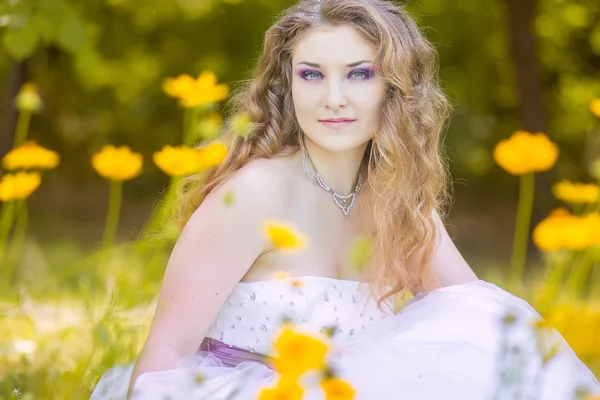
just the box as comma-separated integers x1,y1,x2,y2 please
292,86,321,120
353,95,383,120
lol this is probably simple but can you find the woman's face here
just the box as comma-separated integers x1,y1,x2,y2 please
291,25,386,153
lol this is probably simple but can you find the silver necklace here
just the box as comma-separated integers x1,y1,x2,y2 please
301,146,363,217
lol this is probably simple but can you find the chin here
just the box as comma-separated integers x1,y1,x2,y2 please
309,134,372,154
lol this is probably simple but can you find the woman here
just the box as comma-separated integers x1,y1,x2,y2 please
91,0,600,399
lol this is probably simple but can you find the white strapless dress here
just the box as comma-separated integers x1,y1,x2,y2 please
90,277,599,399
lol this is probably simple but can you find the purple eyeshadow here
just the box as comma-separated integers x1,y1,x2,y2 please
296,68,375,81
352,68,375,79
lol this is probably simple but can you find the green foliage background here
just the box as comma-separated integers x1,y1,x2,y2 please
1,1,599,263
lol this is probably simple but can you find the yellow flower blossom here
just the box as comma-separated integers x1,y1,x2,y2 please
197,141,228,168
563,216,593,251
222,190,235,206
584,212,600,246
162,74,196,98
590,98,600,118
272,271,304,288
258,376,304,400
162,71,229,108
2,141,60,170
273,271,292,280
552,180,600,204
263,221,308,252
92,145,143,181
493,131,559,175
270,326,329,377
540,302,600,359
347,235,373,270
15,83,42,112
153,145,204,176
532,215,565,252
0,172,42,202
533,209,599,251
321,377,356,400
229,111,253,137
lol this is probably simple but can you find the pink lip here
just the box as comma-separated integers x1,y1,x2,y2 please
319,119,356,130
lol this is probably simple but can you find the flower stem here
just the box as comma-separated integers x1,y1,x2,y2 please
541,254,569,307
102,180,123,252
0,201,16,268
565,250,594,298
509,172,535,284
13,110,31,148
184,107,202,146
4,200,28,284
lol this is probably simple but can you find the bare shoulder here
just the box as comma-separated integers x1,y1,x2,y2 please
191,156,291,225
224,157,289,201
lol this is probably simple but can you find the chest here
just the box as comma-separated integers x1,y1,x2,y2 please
248,203,365,280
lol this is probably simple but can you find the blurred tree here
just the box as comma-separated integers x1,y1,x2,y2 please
505,0,546,133
1,0,88,152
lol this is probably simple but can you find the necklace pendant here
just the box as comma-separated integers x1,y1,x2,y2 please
332,192,356,216
301,147,362,217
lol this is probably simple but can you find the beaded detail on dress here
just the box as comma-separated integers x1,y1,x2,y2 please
204,276,392,355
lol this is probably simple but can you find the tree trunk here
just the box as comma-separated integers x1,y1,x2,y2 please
504,0,551,263
505,0,546,133
1,61,25,157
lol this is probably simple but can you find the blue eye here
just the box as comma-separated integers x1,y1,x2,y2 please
349,69,372,79
302,71,322,80
299,69,373,81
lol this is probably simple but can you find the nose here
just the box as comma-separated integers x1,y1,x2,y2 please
324,80,348,110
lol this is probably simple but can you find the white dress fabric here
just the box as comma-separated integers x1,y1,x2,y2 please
90,277,600,399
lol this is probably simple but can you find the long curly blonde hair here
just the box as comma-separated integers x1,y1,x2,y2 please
175,0,452,306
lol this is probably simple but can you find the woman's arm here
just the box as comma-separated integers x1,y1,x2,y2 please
128,162,284,394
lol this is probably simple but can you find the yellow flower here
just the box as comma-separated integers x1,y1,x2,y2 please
272,271,304,288
162,74,196,98
532,214,566,252
153,145,204,176
197,141,228,168
493,131,559,175
92,145,143,181
263,221,308,252
273,271,292,280
271,326,329,377
2,141,60,170
321,377,356,400
563,216,593,251
347,235,373,270
533,209,598,251
590,98,600,118
552,180,600,204
541,302,600,359
222,190,235,206
583,212,600,246
229,111,253,137
162,71,229,108
0,172,42,201
258,376,304,400
15,83,42,112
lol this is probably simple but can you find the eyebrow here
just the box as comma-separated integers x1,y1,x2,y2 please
296,60,372,68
